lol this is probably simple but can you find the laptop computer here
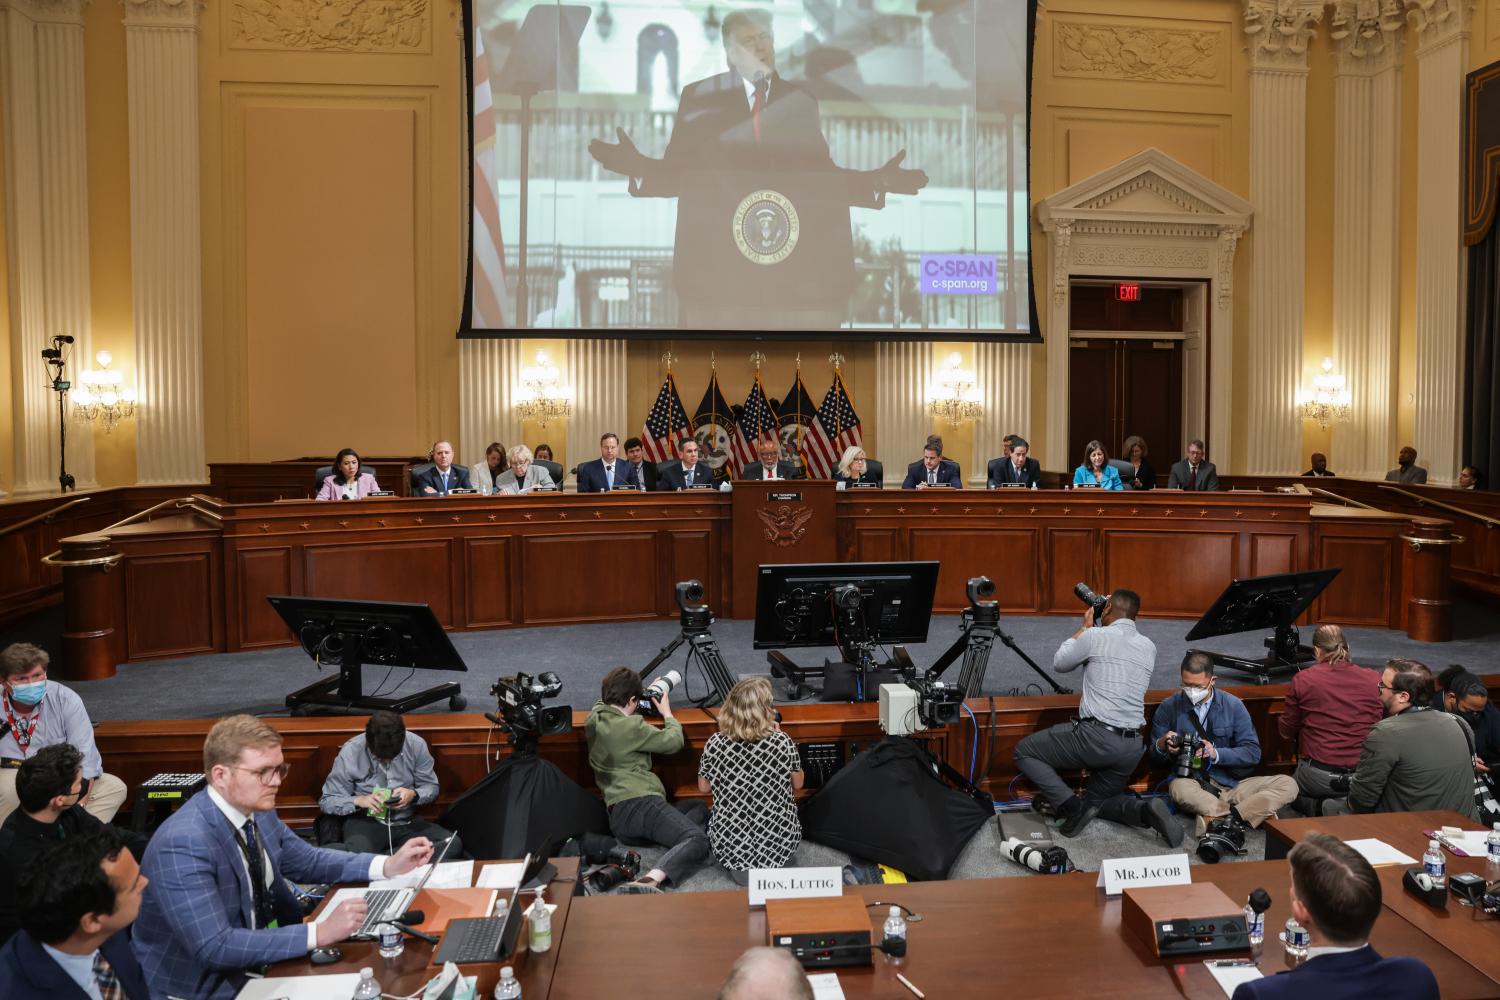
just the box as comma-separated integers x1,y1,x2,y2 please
354,833,457,938
431,853,550,966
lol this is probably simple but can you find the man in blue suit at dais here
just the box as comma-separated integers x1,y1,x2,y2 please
1231,832,1437,1000
133,715,433,1000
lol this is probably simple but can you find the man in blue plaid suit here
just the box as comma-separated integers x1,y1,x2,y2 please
132,716,432,999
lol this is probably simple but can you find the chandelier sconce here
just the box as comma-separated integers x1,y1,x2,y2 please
514,349,573,428
72,350,137,432
1297,357,1352,429
928,351,983,423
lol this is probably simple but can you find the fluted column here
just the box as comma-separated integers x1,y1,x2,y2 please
875,341,933,486
459,339,523,467
1243,0,1322,474
1407,0,1470,485
1329,4,1403,479
565,338,629,483
1041,220,1072,472
124,0,205,485
972,342,1031,485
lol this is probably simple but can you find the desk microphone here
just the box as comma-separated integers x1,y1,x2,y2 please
392,921,439,945
398,909,425,925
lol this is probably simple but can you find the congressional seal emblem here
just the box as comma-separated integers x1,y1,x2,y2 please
732,189,800,266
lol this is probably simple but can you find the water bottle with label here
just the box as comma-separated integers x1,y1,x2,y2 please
882,905,908,958
1243,888,1270,949
377,921,404,959
1282,917,1309,960
1487,823,1500,866
528,888,552,953
493,965,522,999
1423,838,1447,887
352,967,382,1000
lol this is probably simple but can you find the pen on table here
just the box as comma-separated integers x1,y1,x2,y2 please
896,971,925,998
1208,959,1257,967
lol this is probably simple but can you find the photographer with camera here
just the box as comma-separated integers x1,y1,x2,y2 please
1151,653,1298,859
1014,588,1157,837
586,667,709,892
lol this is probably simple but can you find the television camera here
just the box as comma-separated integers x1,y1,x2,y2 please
487,671,571,755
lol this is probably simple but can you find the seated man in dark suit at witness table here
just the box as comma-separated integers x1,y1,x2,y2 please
411,440,471,496
987,435,1041,487
1303,452,1336,477
740,438,798,481
1231,832,1437,1000
623,437,659,492
658,439,716,490
0,828,152,1000
576,432,637,493
1167,439,1219,491
0,745,149,943
902,436,962,489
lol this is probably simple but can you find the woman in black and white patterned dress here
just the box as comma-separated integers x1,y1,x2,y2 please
697,677,805,883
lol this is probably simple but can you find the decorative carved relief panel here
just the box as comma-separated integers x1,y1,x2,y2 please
228,0,430,53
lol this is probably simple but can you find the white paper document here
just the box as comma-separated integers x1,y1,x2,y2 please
370,859,475,891
1205,962,1263,997
1343,838,1418,866
236,973,363,998
807,973,847,1000
1433,829,1492,857
476,862,527,890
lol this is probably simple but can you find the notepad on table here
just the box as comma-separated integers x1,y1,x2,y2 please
1343,838,1417,866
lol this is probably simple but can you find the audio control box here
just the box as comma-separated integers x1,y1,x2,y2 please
766,896,873,968
1122,883,1249,957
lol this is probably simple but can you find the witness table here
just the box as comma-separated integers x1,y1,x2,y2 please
270,857,578,998
545,859,1498,999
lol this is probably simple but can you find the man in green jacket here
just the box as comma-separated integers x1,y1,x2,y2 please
1325,659,1478,820
585,667,709,892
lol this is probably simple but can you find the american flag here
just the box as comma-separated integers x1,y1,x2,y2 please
641,373,694,462
807,370,863,478
470,26,509,328
734,373,780,470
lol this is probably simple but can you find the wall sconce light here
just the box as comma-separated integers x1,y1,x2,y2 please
1297,357,1352,429
72,350,137,432
514,349,573,428
928,351,983,423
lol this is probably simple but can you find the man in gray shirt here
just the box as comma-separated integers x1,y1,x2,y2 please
1014,590,1175,841
1384,446,1428,484
1324,659,1478,819
319,712,461,855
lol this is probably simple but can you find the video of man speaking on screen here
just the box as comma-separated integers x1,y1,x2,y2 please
468,0,1031,335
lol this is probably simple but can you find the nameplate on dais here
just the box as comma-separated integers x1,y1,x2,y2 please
1096,853,1191,896
747,866,843,907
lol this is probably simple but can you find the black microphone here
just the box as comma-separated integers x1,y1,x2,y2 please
397,909,425,925
392,921,438,945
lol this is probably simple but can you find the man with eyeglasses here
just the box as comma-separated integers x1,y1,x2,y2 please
0,745,148,944
1323,659,1479,819
134,715,434,1000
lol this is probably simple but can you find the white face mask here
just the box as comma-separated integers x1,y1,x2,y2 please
1183,685,1211,705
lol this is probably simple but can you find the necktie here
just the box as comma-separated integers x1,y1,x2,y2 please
93,953,126,1000
767,465,777,480
606,464,614,489
1187,466,1197,491
440,470,449,493
752,79,767,143
927,469,936,485
241,819,275,930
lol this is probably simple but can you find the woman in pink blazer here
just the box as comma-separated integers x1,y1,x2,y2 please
317,448,380,500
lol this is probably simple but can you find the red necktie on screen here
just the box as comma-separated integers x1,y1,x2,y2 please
752,79,767,143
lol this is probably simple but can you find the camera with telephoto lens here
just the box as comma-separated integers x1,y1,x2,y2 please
1074,583,1109,624
1171,732,1206,779
1000,837,1073,874
1197,814,1248,864
906,675,962,728
635,669,682,718
487,671,571,753
676,580,713,635
583,846,643,895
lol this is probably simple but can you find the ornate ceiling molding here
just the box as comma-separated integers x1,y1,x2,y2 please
1243,0,1326,69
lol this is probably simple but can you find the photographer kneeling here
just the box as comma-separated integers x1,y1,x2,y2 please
1152,652,1298,856
586,667,709,893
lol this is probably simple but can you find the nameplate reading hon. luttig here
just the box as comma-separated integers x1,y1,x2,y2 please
747,867,843,907
1096,853,1192,896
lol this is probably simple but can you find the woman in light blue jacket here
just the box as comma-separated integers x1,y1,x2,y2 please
1073,440,1123,490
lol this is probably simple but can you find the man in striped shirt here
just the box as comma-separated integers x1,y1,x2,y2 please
1015,590,1176,843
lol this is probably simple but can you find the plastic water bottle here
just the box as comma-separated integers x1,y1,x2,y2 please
1282,917,1309,960
1487,823,1500,865
527,888,552,953
1243,888,1270,949
882,905,908,958
1424,838,1447,887
493,965,522,999
352,967,382,999
377,922,404,959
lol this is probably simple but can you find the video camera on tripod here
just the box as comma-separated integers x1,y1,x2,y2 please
487,671,571,755
637,580,736,708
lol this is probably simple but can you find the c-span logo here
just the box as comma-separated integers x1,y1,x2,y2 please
733,190,800,265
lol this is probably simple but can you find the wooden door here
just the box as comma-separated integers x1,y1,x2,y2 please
1068,338,1184,471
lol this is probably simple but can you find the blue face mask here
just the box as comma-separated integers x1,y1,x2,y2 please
9,680,46,706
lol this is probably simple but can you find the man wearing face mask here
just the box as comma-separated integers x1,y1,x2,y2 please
0,644,126,825
318,711,459,856
1151,653,1299,840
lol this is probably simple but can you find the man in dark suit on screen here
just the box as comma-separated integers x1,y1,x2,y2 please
740,439,799,481
902,437,962,489
577,432,638,493
588,9,927,329
1167,439,1219,491
658,439,716,491
988,436,1042,487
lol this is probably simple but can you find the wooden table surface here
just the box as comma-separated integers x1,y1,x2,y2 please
270,857,579,999
1264,810,1500,985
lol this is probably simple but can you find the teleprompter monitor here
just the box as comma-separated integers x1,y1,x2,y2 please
752,561,939,651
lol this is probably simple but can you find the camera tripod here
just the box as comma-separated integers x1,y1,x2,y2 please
926,603,1070,697
641,627,736,708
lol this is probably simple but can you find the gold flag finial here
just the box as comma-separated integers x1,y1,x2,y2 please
661,351,677,372
749,351,766,371
829,352,845,371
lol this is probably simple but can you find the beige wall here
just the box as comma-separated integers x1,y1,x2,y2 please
3,1,1497,488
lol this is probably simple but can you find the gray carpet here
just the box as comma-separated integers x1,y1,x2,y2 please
58,599,1500,722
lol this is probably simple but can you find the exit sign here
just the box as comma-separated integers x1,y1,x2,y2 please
1115,283,1142,302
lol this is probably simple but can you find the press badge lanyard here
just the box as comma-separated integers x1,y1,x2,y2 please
2,696,38,751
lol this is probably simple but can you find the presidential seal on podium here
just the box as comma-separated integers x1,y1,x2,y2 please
732,189,800,266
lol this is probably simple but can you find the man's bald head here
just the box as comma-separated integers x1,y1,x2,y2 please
717,946,813,1000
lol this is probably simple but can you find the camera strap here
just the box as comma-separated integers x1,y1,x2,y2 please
1182,707,1216,789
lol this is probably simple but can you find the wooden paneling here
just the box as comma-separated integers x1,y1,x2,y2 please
664,530,715,615
234,547,293,647
520,533,657,622
463,537,512,628
303,539,456,624
1250,531,1297,577
1315,532,1399,626
123,553,218,659
730,481,839,618
1046,527,1095,611
851,527,900,562
1104,529,1236,616
909,528,1041,612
